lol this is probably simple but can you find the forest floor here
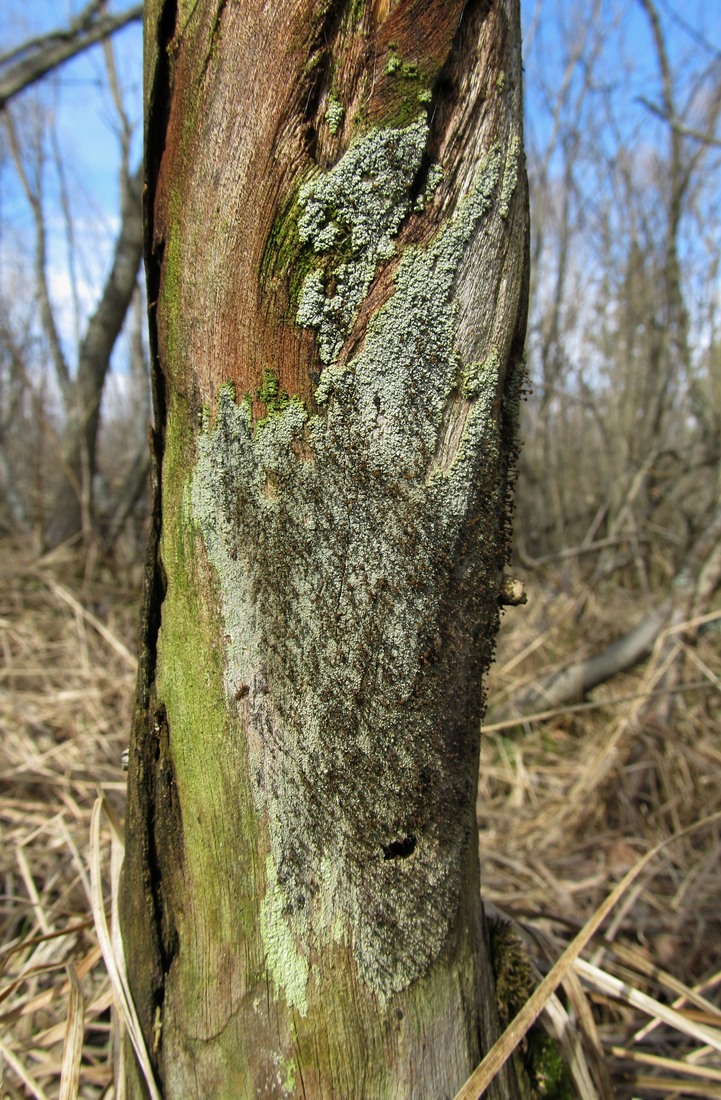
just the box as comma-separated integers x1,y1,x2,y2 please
1,535,721,1099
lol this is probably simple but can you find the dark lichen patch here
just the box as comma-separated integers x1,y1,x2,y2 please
489,918,533,1027
527,1032,575,1100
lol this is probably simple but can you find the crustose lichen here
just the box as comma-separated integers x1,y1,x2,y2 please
190,128,518,1006
296,117,429,366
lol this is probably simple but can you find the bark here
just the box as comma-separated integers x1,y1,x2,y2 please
121,1,529,1097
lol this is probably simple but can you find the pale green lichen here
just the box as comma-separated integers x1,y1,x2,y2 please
325,95,344,135
191,138,513,1000
463,347,501,399
499,135,521,219
414,162,443,211
260,855,309,1014
296,117,428,365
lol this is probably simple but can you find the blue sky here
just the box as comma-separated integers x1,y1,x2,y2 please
6,0,718,218
1,0,718,372
2,2,142,377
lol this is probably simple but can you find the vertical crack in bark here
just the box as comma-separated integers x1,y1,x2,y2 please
198,0,229,85
300,0,348,135
121,0,178,1078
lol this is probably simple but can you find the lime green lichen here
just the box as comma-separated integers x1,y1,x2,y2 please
256,369,291,415
346,0,368,24
190,139,514,1000
281,1058,297,1094
155,393,262,1047
496,71,506,94
260,855,309,1015
325,95,345,135
499,135,521,219
382,46,432,121
260,187,318,313
385,46,419,80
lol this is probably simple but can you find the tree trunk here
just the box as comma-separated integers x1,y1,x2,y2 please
45,165,144,548
121,1,529,1097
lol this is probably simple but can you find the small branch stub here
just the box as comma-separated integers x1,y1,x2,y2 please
499,576,527,606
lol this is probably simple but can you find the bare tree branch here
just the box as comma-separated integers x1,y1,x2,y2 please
637,96,721,148
0,2,143,109
492,503,721,726
3,111,72,400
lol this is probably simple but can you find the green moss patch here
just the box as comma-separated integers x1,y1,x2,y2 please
489,919,574,1100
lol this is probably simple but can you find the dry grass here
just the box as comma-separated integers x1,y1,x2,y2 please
1,538,136,1099
480,582,721,1097
1,535,720,1097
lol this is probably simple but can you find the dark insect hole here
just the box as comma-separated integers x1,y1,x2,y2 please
382,835,417,860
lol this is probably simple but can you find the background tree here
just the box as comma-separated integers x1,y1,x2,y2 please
500,0,721,719
0,3,146,550
120,0,529,1097
0,0,142,108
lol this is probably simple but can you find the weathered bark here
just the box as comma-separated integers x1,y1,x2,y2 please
121,1,529,1097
